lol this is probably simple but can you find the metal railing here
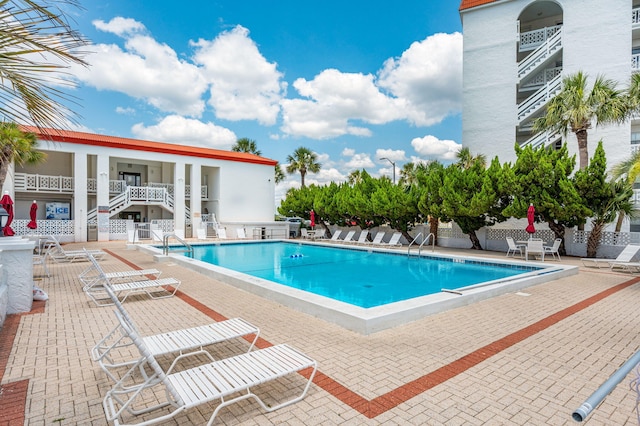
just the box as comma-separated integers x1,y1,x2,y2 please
407,232,435,256
518,27,562,80
162,232,193,257
517,73,562,122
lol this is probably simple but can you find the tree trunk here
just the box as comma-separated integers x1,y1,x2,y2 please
467,230,483,250
614,211,624,232
576,129,589,170
586,221,604,258
428,216,438,246
546,220,566,256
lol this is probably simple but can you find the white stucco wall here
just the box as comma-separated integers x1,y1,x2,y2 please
462,0,632,168
218,161,275,222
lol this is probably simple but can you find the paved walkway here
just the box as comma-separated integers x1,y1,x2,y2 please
1,241,640,425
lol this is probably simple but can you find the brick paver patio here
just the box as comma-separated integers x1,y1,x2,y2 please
1,241,639,425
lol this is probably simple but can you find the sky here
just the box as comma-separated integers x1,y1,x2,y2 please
60,1,463,203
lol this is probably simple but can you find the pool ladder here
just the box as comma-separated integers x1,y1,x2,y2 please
162,233,194,257
407,232,435,256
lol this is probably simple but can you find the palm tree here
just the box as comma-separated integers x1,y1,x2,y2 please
398,162,426,190
586,180,635,256
347,170,363,185
286,147,321,187
0,122,45,190
456,147,486,169
533,71,627,170
0,0,88,129
231,137,261,156
274,162,285,184
611,150,640,231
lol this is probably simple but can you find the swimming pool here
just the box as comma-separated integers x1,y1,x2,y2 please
188,242,541,308
140,240,578,334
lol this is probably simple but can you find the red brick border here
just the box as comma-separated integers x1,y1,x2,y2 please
105,250,640,418
0,300,46,425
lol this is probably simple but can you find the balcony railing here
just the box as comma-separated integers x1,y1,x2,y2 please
14,173,73,193
520,66,562,91
517,73,562,122
633,53,640,70
633,7,640,27
14,173,208,199
519,25,562,52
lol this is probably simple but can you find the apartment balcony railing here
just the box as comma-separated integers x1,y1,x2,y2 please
14,173,73,193
633,7,640,28
518,28,562,81
519,25,562,52
14,173,208,199
633,53,640,70
520,66,562,91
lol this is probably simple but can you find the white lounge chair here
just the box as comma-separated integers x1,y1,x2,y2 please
42,235,106,263
341,230,356,243
581,244,640,268
102,292,317,425
300,228,310,239
217,228,227,239
506,237,524,258
92,283,259,384
236,228,248,239
196,228,207,240
370,232,385,245
79,262,161,291
84,251,180,306
33,253,50,277
544,238,562,261
329,230,342,241
353,230,369,244
380,232,402,247
312,229,326,239
525,239,545,261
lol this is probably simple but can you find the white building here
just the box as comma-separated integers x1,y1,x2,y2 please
460,0,632,167
4,127,277,242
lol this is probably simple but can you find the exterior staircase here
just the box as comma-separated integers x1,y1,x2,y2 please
87,186,190,221
517,25,563,148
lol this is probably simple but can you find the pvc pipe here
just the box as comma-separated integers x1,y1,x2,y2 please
573,349,640,422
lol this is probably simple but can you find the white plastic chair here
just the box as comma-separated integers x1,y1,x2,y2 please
329,230,342,241
380,232,403,247
544,238,562,260
525,239,545,261
354,230,369,244
341,230,356,243
506,237,524,258
370,232,386,245
237,228,248,239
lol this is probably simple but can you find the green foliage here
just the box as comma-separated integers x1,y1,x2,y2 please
417,161,448,222
231,137,261,155
503,143,591,253
0,122,46,190
286,146,321,187
371,178,421,233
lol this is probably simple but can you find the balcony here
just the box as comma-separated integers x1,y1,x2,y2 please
519,25,562,53
14,172,208,200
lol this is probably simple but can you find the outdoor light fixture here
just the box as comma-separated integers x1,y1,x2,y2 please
0,206,8,234
379,157,396,184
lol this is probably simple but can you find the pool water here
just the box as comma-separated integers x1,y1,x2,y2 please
187,242,539,308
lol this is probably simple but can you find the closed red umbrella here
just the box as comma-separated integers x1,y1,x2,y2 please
27,200,37,229
525,203,536,235
310,210,315,229
0,192,14,236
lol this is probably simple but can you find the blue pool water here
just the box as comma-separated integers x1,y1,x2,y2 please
182,241,540,308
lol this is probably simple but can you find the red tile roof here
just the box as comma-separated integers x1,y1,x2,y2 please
20,126,278,166
460,0,498,11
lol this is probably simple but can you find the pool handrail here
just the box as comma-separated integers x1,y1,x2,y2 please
162,232,194,257
408,232,435,256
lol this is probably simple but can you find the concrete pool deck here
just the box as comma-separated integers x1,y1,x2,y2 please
1,240,639,424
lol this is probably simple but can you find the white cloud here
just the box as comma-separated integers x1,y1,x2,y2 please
342,148,355,156
344,152,375,169
115,106,135,115
378,32,463,126
131,115,237,148
92,17,146,36
192,26,285,125
280,69,403,139
72,19,208,117
375,148,406,162
411,135,461,162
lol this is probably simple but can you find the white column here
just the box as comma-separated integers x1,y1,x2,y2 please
174,162,186,237
190,163,202,232
73,153,88,242
96,154,110,242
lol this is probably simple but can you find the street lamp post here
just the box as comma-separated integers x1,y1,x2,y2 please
0,206,8,236
380,157,396,184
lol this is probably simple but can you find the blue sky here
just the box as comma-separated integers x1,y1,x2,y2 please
63,1,463,200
